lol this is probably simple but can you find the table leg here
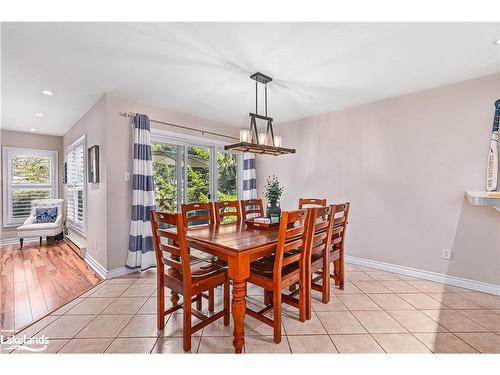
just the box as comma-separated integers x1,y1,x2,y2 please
231,279,247,353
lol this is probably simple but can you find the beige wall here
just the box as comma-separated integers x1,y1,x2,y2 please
63,95,108,268
104,93,238,270
257,74,500,285
0,130,63,240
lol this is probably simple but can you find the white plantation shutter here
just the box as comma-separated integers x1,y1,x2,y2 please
2,147,58,226
65,136,86,233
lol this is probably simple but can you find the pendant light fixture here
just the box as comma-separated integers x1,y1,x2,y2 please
225,72,295,156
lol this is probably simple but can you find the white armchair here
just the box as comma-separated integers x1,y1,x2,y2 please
17,199,64,248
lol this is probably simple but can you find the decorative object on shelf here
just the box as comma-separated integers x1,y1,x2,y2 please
466,191,500,212
485,99,499,192
88,145,100,183
264,175,284,218
225,72,296,156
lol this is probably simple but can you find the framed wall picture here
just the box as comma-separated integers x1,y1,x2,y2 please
63,161,68,184
88,145,99,183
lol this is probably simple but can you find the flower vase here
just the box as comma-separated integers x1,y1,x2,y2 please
266,200,281,221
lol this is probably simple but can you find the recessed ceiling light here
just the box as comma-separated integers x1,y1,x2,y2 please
33,112,44,117
41,89,54,96
30,128,38,132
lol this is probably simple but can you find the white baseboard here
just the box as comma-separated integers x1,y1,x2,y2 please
83,253,138,280
345,255,500,296
84,253,107,280
106,266,137,279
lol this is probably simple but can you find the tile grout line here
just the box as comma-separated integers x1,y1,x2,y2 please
56,273,154,353
81,274,156,353
369,288,495,353
343,291,389,353
55,314,102,353
346,276,431,353
352,277,469,353
9,264,500,354
55,277,141,353
313,310,341,353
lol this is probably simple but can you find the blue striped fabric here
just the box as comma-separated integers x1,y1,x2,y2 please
133,144,152,161
243,178,257,191
130,204,156,221
125,113,157,271
243,152,257,200
132,175,155,191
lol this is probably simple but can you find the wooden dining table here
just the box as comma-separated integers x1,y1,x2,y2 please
184,222,280,353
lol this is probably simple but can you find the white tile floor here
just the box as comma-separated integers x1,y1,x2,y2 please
5,263,500,354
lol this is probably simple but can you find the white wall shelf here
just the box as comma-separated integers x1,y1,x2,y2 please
466,191,500,212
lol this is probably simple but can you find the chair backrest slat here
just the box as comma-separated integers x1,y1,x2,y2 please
158,229,181,242
282,253,301,266
310,231,329,255
214,200,241,223
160,243,181,257
163,257,183,270
181,202,215,226
285,225,305,239
240,199,264,220
298,198,327,209
283,238,304,253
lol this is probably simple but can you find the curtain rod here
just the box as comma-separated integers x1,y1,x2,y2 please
119,112,239,141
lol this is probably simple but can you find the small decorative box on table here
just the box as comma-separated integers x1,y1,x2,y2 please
244,218,280,230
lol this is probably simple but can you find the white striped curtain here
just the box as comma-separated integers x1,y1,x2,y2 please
243,153,257,199
125,113,156,271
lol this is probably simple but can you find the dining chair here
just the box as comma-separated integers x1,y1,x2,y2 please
298,198,327,208
306,205,335,319
150,210,230,352
288,198,326,294
246,208,312,344
181,201,219,310
329,202,350,290
240,198,265,220
214,200,241,223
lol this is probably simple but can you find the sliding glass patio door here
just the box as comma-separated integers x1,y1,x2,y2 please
186,145,211,203
152,137,241,212
151,142,184,212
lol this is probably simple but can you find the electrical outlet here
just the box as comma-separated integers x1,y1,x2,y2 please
442,248,452,260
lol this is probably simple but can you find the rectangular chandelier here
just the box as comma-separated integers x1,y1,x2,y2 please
225,72,296,156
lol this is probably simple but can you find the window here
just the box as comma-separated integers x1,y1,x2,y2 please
151,131,242,212
216,151,238,202
65,136,86,234
2,147,58,226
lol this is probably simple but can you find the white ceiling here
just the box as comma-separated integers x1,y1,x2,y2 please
2,22,499,136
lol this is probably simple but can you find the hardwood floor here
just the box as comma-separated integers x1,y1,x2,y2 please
0,240,102,335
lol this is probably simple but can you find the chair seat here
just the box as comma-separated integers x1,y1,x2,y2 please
167,260,226,282
18,222,60,231
250,256,299,277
